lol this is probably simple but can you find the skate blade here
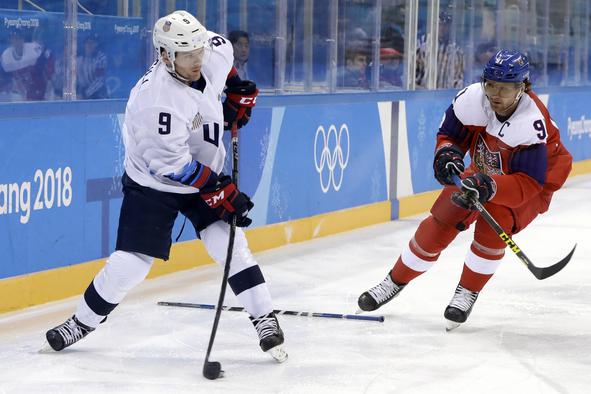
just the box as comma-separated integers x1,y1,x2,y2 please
267,345,288,363
445,320,461,332
38,341,56,353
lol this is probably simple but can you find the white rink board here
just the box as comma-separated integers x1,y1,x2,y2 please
0,175,590,394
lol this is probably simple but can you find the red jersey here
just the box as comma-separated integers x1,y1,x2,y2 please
437,83,572,212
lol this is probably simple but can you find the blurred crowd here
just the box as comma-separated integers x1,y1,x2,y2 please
336,5,500,90
0,0,586,100
0,29,109,101
0,30,55,101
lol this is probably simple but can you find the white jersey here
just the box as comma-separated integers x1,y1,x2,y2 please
452,82,550,148
439,82,560,181
1,42,42,72
122,30,234,194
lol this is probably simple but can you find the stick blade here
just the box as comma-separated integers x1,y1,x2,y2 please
203,361,224,380
530,244,577,280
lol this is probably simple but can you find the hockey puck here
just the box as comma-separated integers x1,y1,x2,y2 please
203,361,223,380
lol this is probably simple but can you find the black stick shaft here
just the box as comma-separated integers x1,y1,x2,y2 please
202,116,242,376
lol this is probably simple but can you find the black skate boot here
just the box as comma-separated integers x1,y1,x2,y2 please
250,312,287,363
45,315,94,351
444,284,479,331
358,273,406,312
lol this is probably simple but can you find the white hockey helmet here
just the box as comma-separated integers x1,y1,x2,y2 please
152,11,209,69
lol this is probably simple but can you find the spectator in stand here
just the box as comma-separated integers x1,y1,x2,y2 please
0,30,54,101
228,30,250,80
0,67,16,101
416,10,464,89
380,47,403,88
471,42,497,82
339,45,369,89
77,33,108,99
381,2,406,53
381,24,405,55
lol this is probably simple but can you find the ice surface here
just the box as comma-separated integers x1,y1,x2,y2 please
1,175,590,394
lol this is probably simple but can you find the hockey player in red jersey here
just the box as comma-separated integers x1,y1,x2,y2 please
358,49,572,330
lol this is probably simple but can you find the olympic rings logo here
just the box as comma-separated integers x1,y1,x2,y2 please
314,124,350,193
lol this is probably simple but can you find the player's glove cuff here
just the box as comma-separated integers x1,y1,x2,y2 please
165,160,218,190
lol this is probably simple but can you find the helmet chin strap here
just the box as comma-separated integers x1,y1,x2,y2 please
501,88,524,114
161,53,192,83
168,68,192,84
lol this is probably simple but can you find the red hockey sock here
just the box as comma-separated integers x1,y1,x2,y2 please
391,256,424,285
459,264,493,292
458,243,504,292
391,240,439,285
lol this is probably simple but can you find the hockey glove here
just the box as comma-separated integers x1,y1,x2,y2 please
451,173,497,210
223,80,259,130
165,160,218,190
433,144,465,185
200,176,254,227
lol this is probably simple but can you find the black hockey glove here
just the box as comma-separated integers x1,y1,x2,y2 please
451,173,497,210
200,176,254,227
223,80,259,130
433,144,465,185
165,159,218,189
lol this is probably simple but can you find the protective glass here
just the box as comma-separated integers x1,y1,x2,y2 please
483,80,523,98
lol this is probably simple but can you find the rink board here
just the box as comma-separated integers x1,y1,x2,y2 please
1,87,591,312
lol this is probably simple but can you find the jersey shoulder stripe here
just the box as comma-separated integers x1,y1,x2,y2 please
452,83,488,127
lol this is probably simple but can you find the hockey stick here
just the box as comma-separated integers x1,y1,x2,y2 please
158,301,385,322
452,174,576,280
202,111,244,380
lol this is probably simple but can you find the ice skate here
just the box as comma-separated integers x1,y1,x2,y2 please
45,315,94,351
444,284,479,331
250,312,287,363
357,273,406,312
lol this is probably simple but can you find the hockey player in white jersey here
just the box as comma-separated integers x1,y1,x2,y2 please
46,11,287,362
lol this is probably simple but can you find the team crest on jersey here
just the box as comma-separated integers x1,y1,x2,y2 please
192,112,203,131
473,134,504,176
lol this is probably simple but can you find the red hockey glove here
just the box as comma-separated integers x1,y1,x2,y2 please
434,144,465,185
200,176,254,227
223,80,258,130
451,173,497,210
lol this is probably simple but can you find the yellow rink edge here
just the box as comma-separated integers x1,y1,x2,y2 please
0,201,391,314
1,159,589,315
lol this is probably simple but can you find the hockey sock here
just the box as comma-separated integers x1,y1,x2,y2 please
391,239,439,285
458,244,503,292
229,265,274,318
458,265,492,293
75,250,153,327
201,221,273,318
